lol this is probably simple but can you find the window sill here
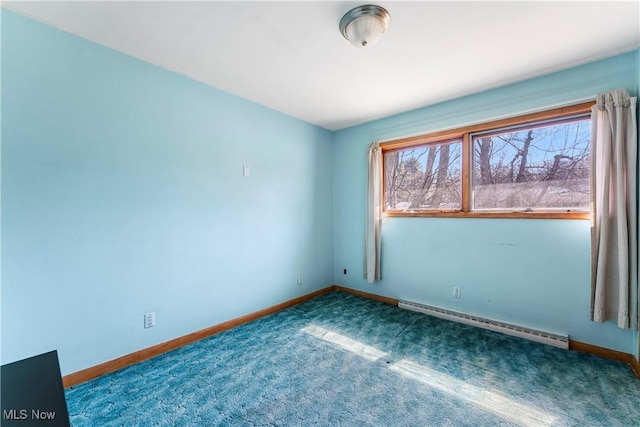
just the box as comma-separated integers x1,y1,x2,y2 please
383,211,590,220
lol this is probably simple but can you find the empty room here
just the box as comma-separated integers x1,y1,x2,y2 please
2,1,640,426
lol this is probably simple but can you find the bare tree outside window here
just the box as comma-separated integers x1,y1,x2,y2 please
384,140,462,211
380,102,593,219
472,117,590,211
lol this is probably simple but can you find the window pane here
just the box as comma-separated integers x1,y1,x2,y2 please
472,117,590,211
384,140,462,211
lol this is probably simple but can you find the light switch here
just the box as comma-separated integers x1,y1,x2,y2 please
243,165,250,177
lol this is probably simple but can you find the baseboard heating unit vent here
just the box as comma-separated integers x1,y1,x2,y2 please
398,299,569,349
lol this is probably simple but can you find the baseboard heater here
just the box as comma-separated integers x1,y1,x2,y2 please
398,299,569,349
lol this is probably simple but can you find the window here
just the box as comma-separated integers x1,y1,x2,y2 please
384,139,462,211
381,102,593,219
472,116,591,212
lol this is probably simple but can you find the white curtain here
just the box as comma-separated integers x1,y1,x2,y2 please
364,142,382,283
590,88,638,330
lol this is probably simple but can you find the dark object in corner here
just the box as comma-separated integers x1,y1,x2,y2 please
1,350,70,426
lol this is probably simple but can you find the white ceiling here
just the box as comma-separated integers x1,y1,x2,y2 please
4,1,640,130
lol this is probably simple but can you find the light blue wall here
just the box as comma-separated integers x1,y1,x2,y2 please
1,10,333,375
333,51,639,354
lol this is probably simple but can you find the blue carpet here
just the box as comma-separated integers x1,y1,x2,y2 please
65,291,640,426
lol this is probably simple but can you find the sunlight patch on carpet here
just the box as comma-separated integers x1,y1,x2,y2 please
301,324,388,362
302,323,556,427
390,359,556,427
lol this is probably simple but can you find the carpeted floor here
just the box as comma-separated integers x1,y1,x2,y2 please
65,291,640,426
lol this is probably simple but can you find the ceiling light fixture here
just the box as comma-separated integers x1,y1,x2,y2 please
339,4,390,48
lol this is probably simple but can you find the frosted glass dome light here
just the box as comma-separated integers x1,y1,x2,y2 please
339,5,390,48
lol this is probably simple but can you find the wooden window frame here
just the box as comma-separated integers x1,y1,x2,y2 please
380,102,595,220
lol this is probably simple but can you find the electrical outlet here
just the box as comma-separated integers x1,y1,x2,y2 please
297,274,303,285
343,268,347,275
453,287,461,299
144,312,156,328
